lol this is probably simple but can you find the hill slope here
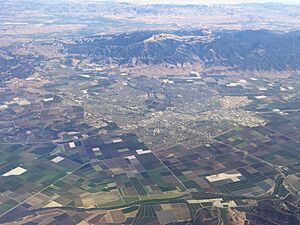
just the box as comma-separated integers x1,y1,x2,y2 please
63,29,300,73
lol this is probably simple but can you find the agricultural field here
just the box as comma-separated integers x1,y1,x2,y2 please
1,67,300,224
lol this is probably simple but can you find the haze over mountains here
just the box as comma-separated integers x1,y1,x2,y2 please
1,0,300,37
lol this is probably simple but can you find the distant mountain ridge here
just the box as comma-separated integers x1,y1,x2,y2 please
63,29,300,72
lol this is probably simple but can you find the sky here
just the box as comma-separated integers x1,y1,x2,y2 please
103,0,300,4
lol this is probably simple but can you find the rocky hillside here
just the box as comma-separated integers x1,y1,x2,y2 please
64,29,300,72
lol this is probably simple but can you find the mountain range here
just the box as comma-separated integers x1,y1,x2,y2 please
63,29,300,73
